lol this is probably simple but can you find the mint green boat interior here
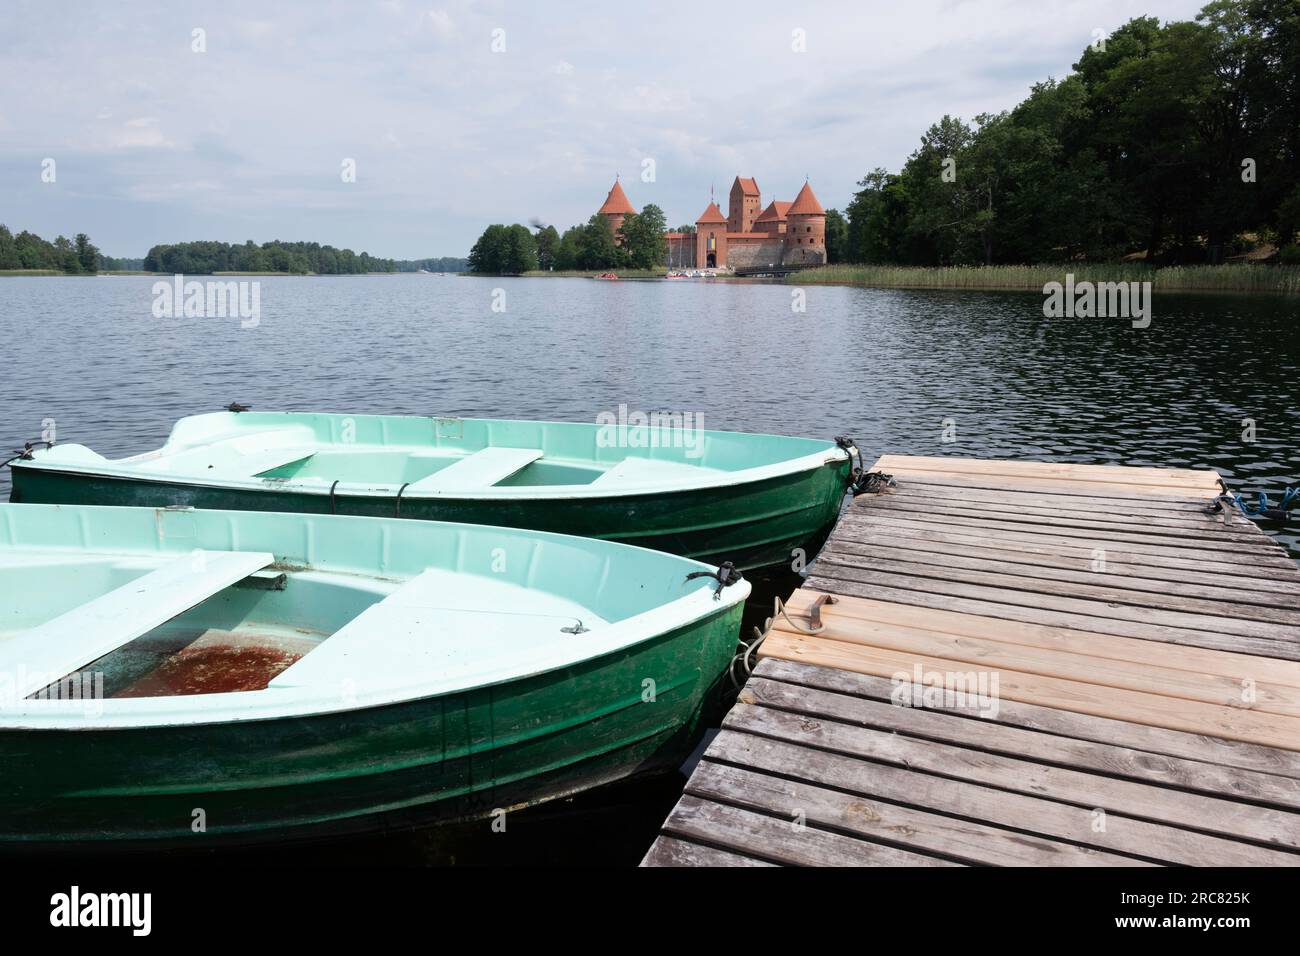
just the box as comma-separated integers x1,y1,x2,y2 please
0,504,750,730
20,411,849,498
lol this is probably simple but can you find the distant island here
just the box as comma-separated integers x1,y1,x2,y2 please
0,226,466,276
467,1,1299,286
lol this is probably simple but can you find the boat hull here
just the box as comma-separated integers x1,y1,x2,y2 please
11,459,851,574
0,603,742,847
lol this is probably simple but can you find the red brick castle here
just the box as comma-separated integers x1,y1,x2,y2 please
596,176,826,270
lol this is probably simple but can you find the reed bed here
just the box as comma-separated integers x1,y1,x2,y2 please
797,263,1300,294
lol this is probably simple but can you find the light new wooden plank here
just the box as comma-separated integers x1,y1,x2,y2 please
826,533,1300,598
724,701,1300,849
780,588,1300,688
842,514,1297,574
757,630,1300,751
871,454,1222,494
1,550,275,700
831,519,1300,583
875,468,1219,501
810,562,1300,643
707,728,1299,866
757,657,1300,779
766,610,1300,717
687,759,1148,866
823,540,1300,610
871,453,1221,484
803,577,1300,661
877,478,1224,517
815,551,1300,628
741,676,1300,811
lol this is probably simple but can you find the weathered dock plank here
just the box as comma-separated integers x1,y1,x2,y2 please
644,456,1300,867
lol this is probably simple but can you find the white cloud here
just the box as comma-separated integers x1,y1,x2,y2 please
0,0,1211,257
111,117,174,149
426,9,454,38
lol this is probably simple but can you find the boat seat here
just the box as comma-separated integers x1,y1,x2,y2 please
135,427,318,477
592,456,717,487
0,550,274,700
240,447,318,477
405,447,543,492
269,568,607,690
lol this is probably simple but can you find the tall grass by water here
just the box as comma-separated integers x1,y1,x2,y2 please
798,263,1300,294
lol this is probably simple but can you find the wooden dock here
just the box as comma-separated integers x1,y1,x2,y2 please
643,456,1300,867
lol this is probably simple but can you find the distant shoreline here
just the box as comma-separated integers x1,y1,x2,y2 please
797,263,1300,295
466,263,1300,295
9,264,1294,295
0,270,464,278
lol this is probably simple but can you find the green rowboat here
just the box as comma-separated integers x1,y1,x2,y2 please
9,411,856,574
0,504,749,846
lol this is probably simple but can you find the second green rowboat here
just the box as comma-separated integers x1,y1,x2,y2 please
10,411,856,573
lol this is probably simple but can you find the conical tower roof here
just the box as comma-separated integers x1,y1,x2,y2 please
695,201,726,224
788,181,824,215
598,180,636,215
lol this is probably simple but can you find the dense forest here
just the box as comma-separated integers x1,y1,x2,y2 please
0,225,100,273
468,205,669,273
142,240,466,274
835,0,1300,266
1,227,466,275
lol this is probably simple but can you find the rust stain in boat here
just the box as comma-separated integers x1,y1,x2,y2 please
108,629,320,697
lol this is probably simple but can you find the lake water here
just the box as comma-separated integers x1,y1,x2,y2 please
4,274,1297,546
2,274,1297,862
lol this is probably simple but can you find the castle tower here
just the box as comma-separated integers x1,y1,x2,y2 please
784,181,826,264
597,179,637,240
695,201,727,269
728,177,761,234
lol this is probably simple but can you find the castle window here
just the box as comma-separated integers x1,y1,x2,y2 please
806,226,812,233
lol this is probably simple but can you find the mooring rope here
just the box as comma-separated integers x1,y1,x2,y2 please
834,435,896,496
0,440,55,469
685,560,743,600
727,594,836,691
1207,485,1299,527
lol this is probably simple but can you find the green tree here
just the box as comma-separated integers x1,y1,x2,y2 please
896,115,975,264
1238,0,1300,247
0,226,20,269
618,203,668,269
74,233,100,273
534,224,560,270
501,224,539,274
554,226,583,270
52,235,81,273
823,209,849,263
576,215,620,269
844,169,908,263
467,224,509,273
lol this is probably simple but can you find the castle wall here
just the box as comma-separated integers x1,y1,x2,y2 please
664,233,697,268
723,236,786,270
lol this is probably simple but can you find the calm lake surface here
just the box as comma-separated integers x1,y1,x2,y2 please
2,274,1297,863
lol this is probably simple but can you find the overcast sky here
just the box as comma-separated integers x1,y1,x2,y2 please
1,0,1208,259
